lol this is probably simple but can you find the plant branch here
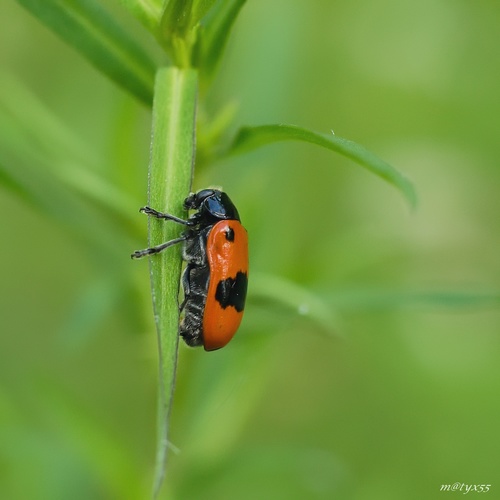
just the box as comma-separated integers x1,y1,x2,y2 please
146,67,197,499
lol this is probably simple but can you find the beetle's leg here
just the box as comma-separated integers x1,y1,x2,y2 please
131,235,188,259
139,206,194,226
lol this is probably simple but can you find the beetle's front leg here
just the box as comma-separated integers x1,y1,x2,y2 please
139,206,194,226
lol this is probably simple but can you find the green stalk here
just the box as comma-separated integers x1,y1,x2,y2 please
147,67,197,498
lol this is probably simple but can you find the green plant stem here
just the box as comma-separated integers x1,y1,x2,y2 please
147,67,197,498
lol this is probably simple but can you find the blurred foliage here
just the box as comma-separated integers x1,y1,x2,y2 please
1,0,500,499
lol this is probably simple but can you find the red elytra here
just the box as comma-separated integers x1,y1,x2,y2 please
203,220,248,351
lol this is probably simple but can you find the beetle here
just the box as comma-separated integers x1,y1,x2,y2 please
132,189,248,351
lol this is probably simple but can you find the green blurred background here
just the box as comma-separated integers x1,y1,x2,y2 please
1,1,500,499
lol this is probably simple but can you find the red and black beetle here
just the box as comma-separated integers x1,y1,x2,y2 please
132,189,248,351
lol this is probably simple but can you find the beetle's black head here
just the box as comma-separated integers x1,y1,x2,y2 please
184,189,240,223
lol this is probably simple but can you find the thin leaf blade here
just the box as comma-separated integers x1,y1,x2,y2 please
160,0,216,37
0,151,129,262
195,0,246,83
191,0,218,26
160,0,194,38
0,79,141,236
16,0,156,104
118,0,162,32
227,124,417,208
327,288,500,311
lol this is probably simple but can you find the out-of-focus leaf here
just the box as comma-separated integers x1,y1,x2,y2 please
191,0,218,27
250,273,340,337
0,168,30,201
0,77,141,236
175,337,277,478
118,0,162,32
179,445,344,499
0,150,129,263
158,0,219,66
16,0,156,104
0,73,99,167
327,288,500,311
160,0,194,38
58,277,123,350
196,100,239,166
38,383,147,500
195,0,246,84
108,97,149,201
226,124,417,208
160,0,216,38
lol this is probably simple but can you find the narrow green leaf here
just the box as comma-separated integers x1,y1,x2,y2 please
0,80,142,237
326,288,500,311
195,0,246,83
0,166,30,201
0,83,133,261
108,97,150,202
226,124,417,208
250,273,340,338
0,73,98,168
196,100,239,166
157,0,223,69
191,0,218,27
0,151,130,263
158,0,198,66
118,0,163,32
159,0,215,36
143,67,197,498
16,0,156,104
160,0,194,38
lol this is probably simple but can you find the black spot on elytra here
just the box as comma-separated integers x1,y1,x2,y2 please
225,226,235,241
215,271,248,312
